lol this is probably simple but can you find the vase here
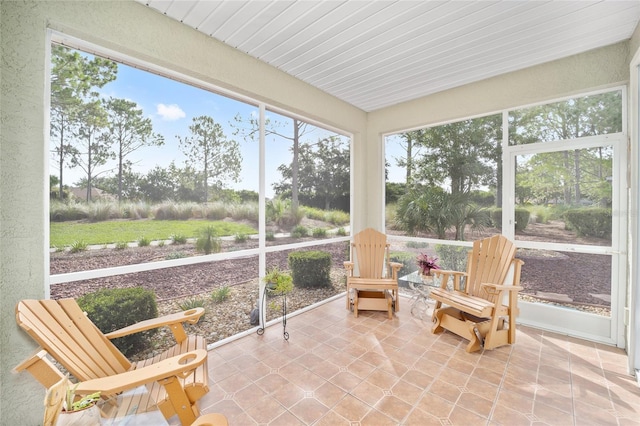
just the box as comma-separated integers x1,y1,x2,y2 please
55,404,101,426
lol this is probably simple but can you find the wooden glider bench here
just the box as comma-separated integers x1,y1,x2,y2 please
344,228,402,319
14,298,211,425
352,289,394,319
430,235,524,353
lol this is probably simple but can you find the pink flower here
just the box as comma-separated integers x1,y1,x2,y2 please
416,253,440,275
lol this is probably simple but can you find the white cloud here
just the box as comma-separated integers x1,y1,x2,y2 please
156,103,186,121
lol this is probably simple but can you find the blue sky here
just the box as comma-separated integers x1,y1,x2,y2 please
56,51,349,199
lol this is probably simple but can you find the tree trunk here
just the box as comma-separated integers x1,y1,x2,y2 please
291,119,300,211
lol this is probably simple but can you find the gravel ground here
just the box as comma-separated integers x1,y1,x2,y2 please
50,221,612,359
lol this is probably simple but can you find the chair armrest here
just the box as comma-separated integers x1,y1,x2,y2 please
481,283,523,292
344,261,354,276
105,307,204,343
389,262,402,280
432,269,467,290
13,349,67,389
73,349,208,396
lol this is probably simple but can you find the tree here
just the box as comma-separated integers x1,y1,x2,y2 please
102,97,164,202
394,129,424,185
137,165,177,202
274,136,350,210
411,115,501,199
50,45,117,199
70,99,113,201
510,91,621,204
178,116,241,202
233,114,315,210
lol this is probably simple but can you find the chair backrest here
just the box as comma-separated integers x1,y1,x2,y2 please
16,299,131,382
465,235,517,299
352,228,389,279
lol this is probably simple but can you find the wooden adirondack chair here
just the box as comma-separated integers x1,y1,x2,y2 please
15,298,210,425
430,235,524,352
43,375,228,426
344,228,402,318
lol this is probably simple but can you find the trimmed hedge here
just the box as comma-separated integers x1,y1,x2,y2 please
288,250,332,288
564,208,611,238
389,251,416,277
77,287,158,357
488,207,530,231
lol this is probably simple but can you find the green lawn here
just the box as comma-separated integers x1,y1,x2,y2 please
50,219,256,248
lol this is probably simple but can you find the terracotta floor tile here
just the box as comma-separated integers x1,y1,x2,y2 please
270,382,306,409
360,408,397,425
244,394,286,424
456,391,493,418
390,379,424,406
532,400,575,425
329,370,363,392
192,296,637,426
313,410,351,426
332,393,372,421
374,395,413,422
313,381,348,408
288,397,329,424
254,372,290,394
351,380,385,406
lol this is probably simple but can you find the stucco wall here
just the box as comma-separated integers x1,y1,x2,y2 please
0,1,365,424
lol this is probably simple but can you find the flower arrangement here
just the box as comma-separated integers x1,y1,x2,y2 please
416,253,440,276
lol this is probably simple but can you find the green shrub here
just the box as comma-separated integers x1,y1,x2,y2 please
196,226,221,254
114,241,129,250
291,225,309,238
235,233,248,243
120,201,150,219
178,297,206,311
527,205,551,224
204,202,228,220
266,231,276,241
489,207,502,228
487,207,529,231
564,208,611,238
435,244,468,272
165,251,187,260
77,287,158,357
406,240,429,249
514,208,530,232
266,199,303,227
50,201,87,222
69,240,88,253
153,202,178,220
171,234,188,245
211,286,231,303
157,240,165,247
229,202,258,222
301,206,349,226
336,227,347,236
288,250,332,288
389,252,416,277
137,236,151,247
87,201,114,222
312,227,327,238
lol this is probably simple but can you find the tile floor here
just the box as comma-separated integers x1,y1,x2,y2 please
188,295,639,425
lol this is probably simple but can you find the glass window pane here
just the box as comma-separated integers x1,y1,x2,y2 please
514,148,612,246
508,91,622,145
262,110,351,246
385,114,502,241
518,249,611,317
